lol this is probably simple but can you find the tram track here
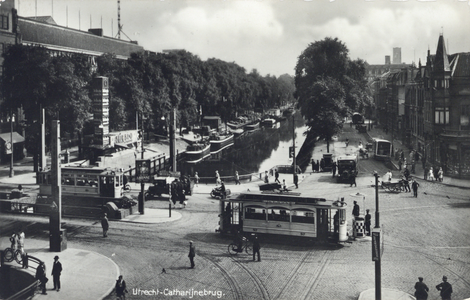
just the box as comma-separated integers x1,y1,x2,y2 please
201,254,244,300
229,255,271,300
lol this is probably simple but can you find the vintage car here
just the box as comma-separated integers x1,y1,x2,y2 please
145,174,193,199
336,155,358,183
321,153,334,172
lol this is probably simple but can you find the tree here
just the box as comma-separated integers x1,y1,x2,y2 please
295,37,370,149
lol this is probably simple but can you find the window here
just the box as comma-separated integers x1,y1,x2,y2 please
0,15,8,30
435,107,449,124
461,105,470,129
291,210,315,224
245,207,266,220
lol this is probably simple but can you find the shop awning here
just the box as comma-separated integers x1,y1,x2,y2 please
0,132,25,144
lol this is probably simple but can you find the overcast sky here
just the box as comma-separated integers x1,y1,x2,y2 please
15,0,470,77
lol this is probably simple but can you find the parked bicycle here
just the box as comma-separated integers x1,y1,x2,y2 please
228,236,252,256
3,247,23,264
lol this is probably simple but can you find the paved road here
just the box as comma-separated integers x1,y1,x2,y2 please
1,126,470,300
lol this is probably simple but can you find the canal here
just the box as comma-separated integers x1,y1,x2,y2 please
180,112,307,178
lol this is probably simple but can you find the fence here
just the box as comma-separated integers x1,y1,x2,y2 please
1,252,43,300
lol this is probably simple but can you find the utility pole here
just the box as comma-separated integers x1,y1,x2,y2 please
292,114,296,182
9,109,14,177
372,172,381,300
139,114,145,215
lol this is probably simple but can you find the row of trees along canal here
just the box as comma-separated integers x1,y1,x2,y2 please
0,45,296,171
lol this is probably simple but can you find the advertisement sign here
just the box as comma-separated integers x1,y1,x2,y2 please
136,159,151,183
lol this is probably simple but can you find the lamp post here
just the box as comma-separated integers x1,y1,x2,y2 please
372,171,381,300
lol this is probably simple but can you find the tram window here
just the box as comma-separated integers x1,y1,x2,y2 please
76,174,87,186
268,209,290,222
62,174,75,185
245,207,265,220
292,210,315,224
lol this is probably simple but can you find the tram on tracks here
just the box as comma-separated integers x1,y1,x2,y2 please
36,165,130,216
372,138,393,160
217,192,348,243
351,112,365,125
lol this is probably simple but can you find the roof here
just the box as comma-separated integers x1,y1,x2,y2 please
18,17,144,59
450,53,470,77
0,132,25,144
434,34,451,73
26,16,57,25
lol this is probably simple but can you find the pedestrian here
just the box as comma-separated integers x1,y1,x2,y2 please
17,230,25,255
414,277,429,300
274,169,280,184
311,159,316,172
332,162,337,177
294,173,298,188
101,213,109,237
438,167,444,182
235,171,240,185
264,170,269,183
316,160,320,172
436,276,452,300
215,170,221,186
194,172,199,187
188,241,196,269
385,170,392,182
365,209,371,236
428,167,435,181
434,166,439,182
345,138,349,147
333,211,339,236
320,158,325,172
35,261,48,295
252,236,261,262
352,201,360,219
402,176,411,192
115,275,128,300
219,181,226,200
412,179,420,197
51,255,62,292
10,231,18,251
282,179,287,191
349,172,357,187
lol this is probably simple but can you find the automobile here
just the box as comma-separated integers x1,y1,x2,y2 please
336,155,358,183
145,175,194,199
321,153,334,172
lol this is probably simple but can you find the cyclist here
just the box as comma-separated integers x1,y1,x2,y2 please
234,230,244,252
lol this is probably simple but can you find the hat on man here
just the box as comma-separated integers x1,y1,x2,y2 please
54,255,59,260
443,276,447,280
418,277,423,280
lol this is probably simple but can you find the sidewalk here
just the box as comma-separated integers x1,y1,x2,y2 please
0,237,119,300
366,126,470,189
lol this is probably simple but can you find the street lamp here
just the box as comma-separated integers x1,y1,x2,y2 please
372,171,382,300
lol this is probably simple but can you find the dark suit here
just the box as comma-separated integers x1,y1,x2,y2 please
188,243,196,268
52,260,62,290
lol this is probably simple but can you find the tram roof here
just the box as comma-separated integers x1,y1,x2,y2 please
39,165,123,175
372,138,391,143
227,192,347,208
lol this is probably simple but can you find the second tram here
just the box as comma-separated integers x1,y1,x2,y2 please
218,192,348,243
372,138,393,160
351,112,365,125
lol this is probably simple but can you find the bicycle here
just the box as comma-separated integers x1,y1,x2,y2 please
3,248,23,264
228,236,252,256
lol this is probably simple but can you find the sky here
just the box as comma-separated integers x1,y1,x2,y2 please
13,0,470,77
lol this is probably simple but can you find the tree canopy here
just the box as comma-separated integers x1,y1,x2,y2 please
294,37,373,145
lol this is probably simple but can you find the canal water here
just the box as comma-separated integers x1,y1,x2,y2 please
180,112,307,178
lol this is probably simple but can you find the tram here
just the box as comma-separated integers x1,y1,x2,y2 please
217,192,348,242
36,165,127,213
372,138,393,160
351,112,365,125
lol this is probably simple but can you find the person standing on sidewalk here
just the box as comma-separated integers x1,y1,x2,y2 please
101,213,109,237
294,173,299,188
188,241,196,269
215,170,221,186
51,255,62,291
428,167,435,181
436,276,452,300
364,209,371,236
194,172,199,187
438,167,444,182
235,171,240,185
414,277,429,300
36,261,48,295
412,180,420,197
252,236,261,262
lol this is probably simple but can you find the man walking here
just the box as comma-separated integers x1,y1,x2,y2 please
436,276,452,300
349,172,357,187
51,256,62,292
412,180,420,197
101,213,109,237
414,277,429,300
188,241,196,269
252,236,261,262
274,169,280,184
332,162,337,177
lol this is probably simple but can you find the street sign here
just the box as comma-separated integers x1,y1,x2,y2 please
372,229,381,261
135,159,151,183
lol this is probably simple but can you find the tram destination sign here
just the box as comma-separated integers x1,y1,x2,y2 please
135,159,151,183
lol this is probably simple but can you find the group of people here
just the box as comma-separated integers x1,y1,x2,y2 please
35,255,63,295
170,178,187,208
414,276,453,300
425,166,444,182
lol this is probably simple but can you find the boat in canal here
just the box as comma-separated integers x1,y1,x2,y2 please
185,140,211,164
244,121,260,132
209,132,234,154
261,118,277,128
